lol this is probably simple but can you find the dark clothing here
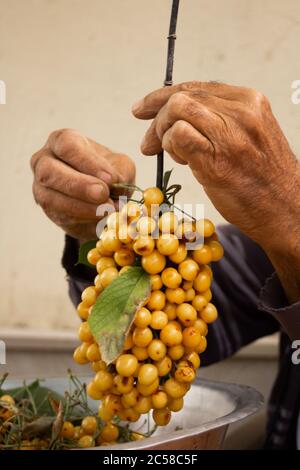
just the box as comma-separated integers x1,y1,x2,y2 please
62,225,300,449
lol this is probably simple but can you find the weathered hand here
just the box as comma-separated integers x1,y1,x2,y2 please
31,129,135,241
133,81,300,304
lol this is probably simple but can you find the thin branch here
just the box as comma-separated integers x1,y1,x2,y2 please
156,0,180,189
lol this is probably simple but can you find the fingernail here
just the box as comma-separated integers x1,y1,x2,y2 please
101,171,112,184
88,184,104,202
132,99,143,114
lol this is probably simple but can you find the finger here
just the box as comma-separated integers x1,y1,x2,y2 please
132,80,250,119
34,150,110,204
46,129,117,182
141,92,221,155
33,182,101,220
162,120,213,175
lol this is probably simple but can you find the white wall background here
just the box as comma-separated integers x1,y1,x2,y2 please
1,0,300,330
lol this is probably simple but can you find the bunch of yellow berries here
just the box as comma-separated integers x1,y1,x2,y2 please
74,186,223,427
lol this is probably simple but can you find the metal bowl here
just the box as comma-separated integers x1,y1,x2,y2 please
3,375,263,450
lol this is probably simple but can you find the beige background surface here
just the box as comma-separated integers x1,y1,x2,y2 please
0,0,300,330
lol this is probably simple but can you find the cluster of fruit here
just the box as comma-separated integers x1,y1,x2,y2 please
0,394,143,449
73,187,223,427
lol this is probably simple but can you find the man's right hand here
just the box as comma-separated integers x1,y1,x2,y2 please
31,129,136,241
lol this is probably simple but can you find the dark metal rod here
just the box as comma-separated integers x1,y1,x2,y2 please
156,0,180,190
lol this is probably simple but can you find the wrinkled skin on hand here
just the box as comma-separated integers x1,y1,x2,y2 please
31,129,135,241
132,81,299,251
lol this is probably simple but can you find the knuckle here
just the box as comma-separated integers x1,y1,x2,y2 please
171,120,189,145
167,92,189,114
51,128,82,157
35,157,51,186
248,88,270,109
30,150,42,172
181,81,201,91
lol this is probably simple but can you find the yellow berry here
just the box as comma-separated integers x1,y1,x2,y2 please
101,423,119,442
147,339,167,361
185,288,195,302
94,370,114,391
142,250,166,274
138,364,158,386
106,211,120,231
132,327,153,347
168,344,185,361
150,310,168,329
192,295,208,311
96,257,116,274
137,216,156,235
147,290,166,311
193,318,208,336
156,234,179,256
182,327,201,348
77,301,90,320
132,346,149,361
87,248,101,265
153,408,171,426
134,395,152,414
92,360,107,372
208,240,224,261
101,229,122,252
124,333,134,350
78,321,93,343
176,303,197,327
195,335,207,354
114,248,136,267
193,271,211,292
168,244,187,264
81,416,97,435
184,351,201,369
200,303,218,323
202,289,212,302
114,375,134,394
175,361,196,383
161,267,182,289
150,274,163,291
87,381,105,400
121,387,138,408
60,421,75,439
159,211,178,233
165,287,186,304
78,435,95,448
133,236,155,256
164,302,177,320
99,267,119,288
152,391,168,409
73,345,89,365
86,343,101,362
121,202,141,223
155,356,172,376
137,378,159,396
196,219,215,238
96,240,114,257
116,354,138,377
168,397,184,412
160,324,183,346
134,307,152,328
178,259,199,281
81,286,97,306
120,407,140,422
163,378,189,398
143,187,164,206
176,221,196,242
192,245,212,265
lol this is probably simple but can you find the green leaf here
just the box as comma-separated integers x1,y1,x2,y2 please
88,266,151,364
163,169,173,193
76,240,97,268
1,380,63,416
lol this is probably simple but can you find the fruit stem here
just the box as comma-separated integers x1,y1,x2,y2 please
156,0,180,190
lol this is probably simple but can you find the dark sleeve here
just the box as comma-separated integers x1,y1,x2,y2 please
202,224,280,365
62,235,96,307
